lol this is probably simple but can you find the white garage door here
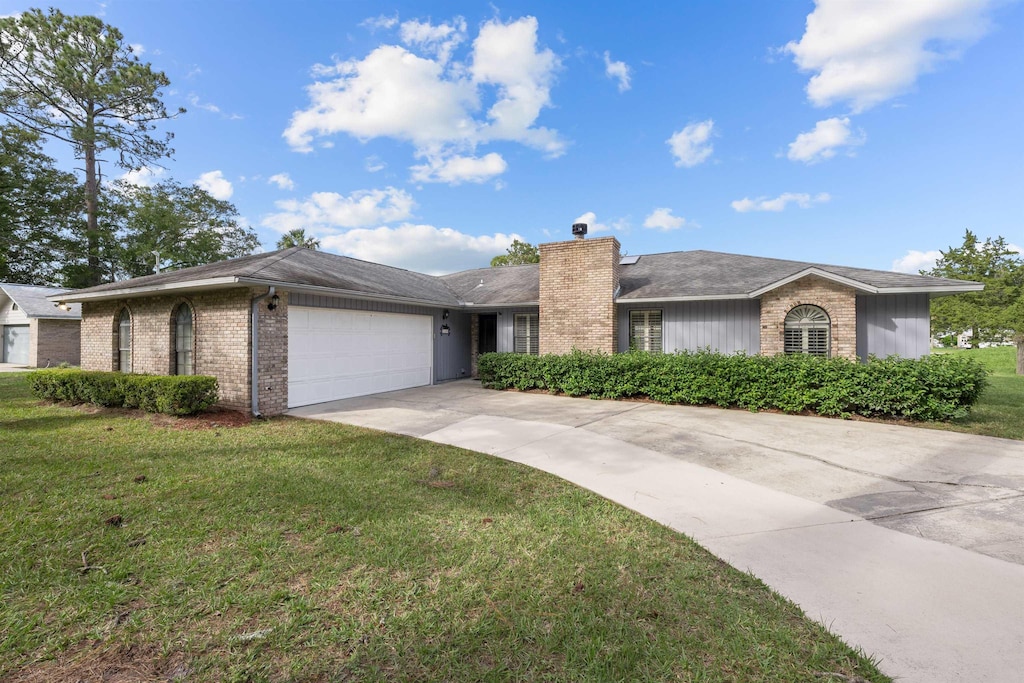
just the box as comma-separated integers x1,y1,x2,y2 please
288,306,433,408
2,325,29,365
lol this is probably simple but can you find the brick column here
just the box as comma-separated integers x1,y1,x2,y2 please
759,275,858,360
469,313,480,377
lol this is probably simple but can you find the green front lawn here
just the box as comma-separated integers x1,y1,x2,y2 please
931,346,1024,440
0,373,886,682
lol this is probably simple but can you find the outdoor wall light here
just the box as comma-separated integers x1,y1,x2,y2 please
267,293,280,311
442,309,450,319
54,301,70,311
440,324,451,336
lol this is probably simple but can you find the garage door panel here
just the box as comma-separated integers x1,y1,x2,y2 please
3,325,29,365
288,307,433,408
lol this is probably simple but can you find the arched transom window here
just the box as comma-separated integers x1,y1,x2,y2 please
784,304,830,357
174,303,194,375
117,308,132,372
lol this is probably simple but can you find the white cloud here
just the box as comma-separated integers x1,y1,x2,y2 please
187,93,220,114
643,208,686,231
268,173,295,190
1009,243,1022,254
261,187,415,234
667,119,714,167
118,165,165,187
365,156,387,173
284,15,564,173
572,211,629,235
129,43,145,56
362,14,398,31
195,170,233,200
785,0,995,112
320,224,519,275
731,192,831,213
603,51,631,92
410,152,507,184
787,117,865,163
400,17,467,64
892,249,942,274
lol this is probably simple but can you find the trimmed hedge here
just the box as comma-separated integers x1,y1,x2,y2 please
477,350,988,422
28,369,219,416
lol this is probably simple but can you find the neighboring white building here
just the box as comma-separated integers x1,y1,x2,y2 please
0,283,81,367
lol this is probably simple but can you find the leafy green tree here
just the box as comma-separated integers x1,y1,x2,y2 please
927,229,1023,349
491,239,539,267
103,180,259,280
276,228,320,250
0,123,80,285
0,8,183,286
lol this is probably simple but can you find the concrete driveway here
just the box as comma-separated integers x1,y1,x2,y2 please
289,380,1024,683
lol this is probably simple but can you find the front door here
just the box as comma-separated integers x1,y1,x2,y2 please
479,314,497,354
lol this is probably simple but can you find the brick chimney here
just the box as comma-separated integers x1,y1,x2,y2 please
538,226,620,355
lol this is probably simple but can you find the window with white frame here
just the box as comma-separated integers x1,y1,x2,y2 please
629,309,663,353
174,303,194,375
116,308,132,372
784,304,830,357
514,313,539,354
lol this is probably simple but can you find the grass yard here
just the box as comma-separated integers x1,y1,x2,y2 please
0,373,887,682
931,346,1024,441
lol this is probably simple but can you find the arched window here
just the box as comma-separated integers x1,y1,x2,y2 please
174,303,194,375
117,308,132,372
784,305,830,357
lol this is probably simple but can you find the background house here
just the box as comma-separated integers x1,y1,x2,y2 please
55,229,981,415
0,283,81,367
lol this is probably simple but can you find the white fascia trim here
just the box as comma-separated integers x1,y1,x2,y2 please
615,294,749,304
880,284,984,295
461,301,539,308
48,277,244,303
747,268,878,297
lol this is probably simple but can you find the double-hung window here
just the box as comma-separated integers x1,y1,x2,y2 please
116,308,132,372
513,313,539,355
174,304,194,375
629,309,663,353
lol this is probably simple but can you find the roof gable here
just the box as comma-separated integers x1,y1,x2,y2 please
0,283,81,319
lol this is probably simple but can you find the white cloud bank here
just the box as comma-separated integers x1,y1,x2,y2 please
268,173,295,190
261,187,414,234
603,51,631,92
731,192,831,213
667,119,714,167
572,211,629,235
785,0,995,112
891,249,942,274
284,16,563,185
643,208,686,231
321,224,519,275
787,116,865,163
410,152,507,184
119,165,165,187
195,170,233,200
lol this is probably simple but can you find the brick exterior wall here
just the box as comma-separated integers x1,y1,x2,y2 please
759,275,858,360
539,237,620,355
29,319,81,367
79,287,289,415
469,313,480,377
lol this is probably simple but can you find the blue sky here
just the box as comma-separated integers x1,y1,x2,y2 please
3,0,1022,275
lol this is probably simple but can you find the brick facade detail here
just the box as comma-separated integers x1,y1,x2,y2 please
29,319,80,367
759,275,858,360
79,287,289,415
469,313,480,377
538,237,621,355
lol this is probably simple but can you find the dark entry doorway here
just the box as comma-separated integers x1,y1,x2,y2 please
479,314,497,354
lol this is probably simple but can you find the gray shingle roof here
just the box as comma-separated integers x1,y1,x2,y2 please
58,246,979,307
440,264,539,304
616,250,976,299
0,283,81,319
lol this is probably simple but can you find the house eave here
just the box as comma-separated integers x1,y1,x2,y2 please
615,293,751,304
747,268,879,297
239,278,460,309
49,277,246,303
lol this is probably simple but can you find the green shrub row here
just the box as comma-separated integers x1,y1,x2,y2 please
477,350,988,421
28,369,219,416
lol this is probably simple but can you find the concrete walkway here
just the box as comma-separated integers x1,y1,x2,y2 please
290,381,1024,682
0,363,29,373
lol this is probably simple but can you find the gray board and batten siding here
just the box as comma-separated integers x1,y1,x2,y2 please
289,292,472,382
856,293,931,361
616,300,761,355
491,307,541,354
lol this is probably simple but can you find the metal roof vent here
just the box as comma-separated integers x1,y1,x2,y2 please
571,222,588,240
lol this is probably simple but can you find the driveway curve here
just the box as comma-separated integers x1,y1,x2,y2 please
289,380,1024,683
